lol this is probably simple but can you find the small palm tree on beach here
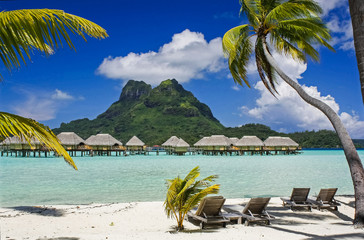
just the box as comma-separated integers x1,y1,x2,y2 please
164,166,220,231
223,0,364,227
0,9,108,169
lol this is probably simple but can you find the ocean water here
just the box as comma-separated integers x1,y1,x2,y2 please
0,150,363,207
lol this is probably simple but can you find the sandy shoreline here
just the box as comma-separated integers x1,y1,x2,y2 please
1,196,363,240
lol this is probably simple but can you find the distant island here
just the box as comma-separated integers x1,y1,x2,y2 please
53,79,363,149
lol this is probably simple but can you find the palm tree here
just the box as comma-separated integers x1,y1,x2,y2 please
223,0,364,227
0,9,108,169
348,0,364,104
164,166,220,231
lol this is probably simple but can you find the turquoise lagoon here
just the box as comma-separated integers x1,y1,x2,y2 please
1,150,363,207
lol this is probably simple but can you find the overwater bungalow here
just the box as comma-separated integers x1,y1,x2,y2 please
170,138,190,155
193,137,208,149
126,136,145,152
85,134,123,156
194,135,234,155
0,135,46,157
204,135,232,151
162,136,180,154
3,135,41,150
57,132,85,150
263,136,299,154
235,136,264,151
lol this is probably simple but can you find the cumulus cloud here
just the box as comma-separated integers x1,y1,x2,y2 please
13,89,77,121
316,0,346,16
240,52,364,139
97,29,225,85
315,0,355,51
327,16,354,50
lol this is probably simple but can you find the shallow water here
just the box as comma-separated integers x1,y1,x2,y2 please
0,150,363,207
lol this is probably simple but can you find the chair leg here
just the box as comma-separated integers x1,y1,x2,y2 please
200,222,205,229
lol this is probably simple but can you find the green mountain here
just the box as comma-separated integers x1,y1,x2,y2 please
53,79,225,145
53,79,351,148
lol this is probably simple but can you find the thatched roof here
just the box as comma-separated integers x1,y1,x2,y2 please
194,137,209,147
85,134,122,146
282,137,299,147
162,136,180,147
126,136,145,146
2,135,39,145
205,135,232,146
235,136,264,146
57,132,85,145
229,137,239,145
263,136,299,147
174,138,190,147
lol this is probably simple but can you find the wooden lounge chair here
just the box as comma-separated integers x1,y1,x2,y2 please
280,188,312,211
308,188,340,211
187,196,230,229
223,197,272,226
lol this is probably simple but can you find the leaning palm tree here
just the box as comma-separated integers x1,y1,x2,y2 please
0,9,108,169
348,0,364,104
223,0,364,227
164,166,220,231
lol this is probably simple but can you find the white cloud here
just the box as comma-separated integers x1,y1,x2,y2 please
97,29,225,85
240,52,364,139
13,89,77,121
232,85,240,91
327,16,354,50
315,0,355,51
316,0,346,16
51,89,74,100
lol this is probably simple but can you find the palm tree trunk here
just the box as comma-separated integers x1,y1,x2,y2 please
262,41,364,227
348,0,364,104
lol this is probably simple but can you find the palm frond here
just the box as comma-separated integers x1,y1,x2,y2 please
271,19,333,61
181,184,220,213
0,112,77,169
240,0,260,27
270,32,306,61
255,38,278,95
0,9,108,74
265,0,322,25
223,25,253,87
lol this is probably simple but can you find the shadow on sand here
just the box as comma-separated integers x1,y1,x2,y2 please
268,225,364,240
10,206,65,217
37,238,79,240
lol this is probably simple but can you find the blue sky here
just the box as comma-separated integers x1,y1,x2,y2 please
1,0,363,138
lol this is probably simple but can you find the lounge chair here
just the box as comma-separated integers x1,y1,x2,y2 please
187,196,230,229
308,188,340,211
223,197,272,226
280,188,312,211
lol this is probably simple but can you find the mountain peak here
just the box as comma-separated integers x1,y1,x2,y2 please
155,79,185,94
54,78,224,145
119,80,152,101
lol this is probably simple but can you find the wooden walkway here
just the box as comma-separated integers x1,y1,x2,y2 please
0,148,301,158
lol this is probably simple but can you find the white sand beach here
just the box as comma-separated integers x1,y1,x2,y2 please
1,196,364,240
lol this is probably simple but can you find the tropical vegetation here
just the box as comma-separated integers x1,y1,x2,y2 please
222,0,364,226
0,9,108,169
164,166,220,231
53,79,355,148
